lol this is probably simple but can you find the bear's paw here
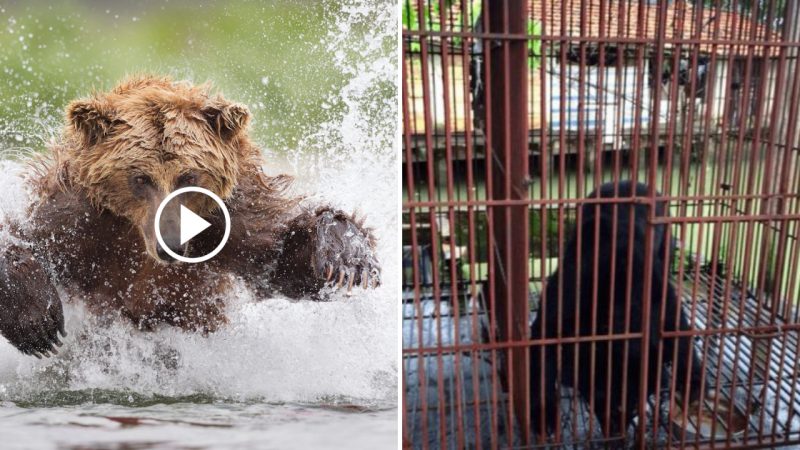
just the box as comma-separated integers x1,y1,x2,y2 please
313,209,380,295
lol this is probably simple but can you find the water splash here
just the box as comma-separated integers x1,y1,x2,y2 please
0,0,397,408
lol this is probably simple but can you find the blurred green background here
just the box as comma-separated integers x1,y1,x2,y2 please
0,0,396,156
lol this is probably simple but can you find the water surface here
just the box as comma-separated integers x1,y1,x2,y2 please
0,398,396,449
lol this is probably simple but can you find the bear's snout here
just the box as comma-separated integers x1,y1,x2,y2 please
156,244,178,263
150,231,187,264
145,196,187,264
154,215,185,263
141,214,189,264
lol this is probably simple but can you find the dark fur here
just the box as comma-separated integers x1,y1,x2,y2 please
529,181,703,444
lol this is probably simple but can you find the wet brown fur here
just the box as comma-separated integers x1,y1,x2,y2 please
0,76,379,354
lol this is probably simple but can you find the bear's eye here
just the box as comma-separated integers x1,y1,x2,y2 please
134,175,151,186
129,174,153,199
178,173,197,186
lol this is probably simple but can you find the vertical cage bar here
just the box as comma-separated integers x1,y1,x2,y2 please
486,0,530,446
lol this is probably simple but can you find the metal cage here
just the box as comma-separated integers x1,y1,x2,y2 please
402,0,800,448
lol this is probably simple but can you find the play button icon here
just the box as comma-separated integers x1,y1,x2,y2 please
180,204,212,245
154,186,231,264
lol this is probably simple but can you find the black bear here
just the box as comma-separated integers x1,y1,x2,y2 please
529,181,703,444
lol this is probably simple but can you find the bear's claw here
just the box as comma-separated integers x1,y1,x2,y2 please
312,209,381,295
325,264,334,282
0,245,66,358
11,300,66,358
337,268,346,288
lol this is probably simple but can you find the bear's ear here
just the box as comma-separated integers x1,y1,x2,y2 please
66,98,116,147
202,100,250,141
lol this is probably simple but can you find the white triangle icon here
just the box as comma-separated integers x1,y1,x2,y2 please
180,204,212,245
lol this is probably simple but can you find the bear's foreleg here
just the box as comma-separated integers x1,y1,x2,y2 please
0,244,65,357
272,208,380,298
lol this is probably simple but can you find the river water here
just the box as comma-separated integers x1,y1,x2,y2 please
0,152,398,450
0,400,396,449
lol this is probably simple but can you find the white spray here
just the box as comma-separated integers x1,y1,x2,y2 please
0,0,398,407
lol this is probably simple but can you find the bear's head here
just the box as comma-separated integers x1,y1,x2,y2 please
63,75,253,263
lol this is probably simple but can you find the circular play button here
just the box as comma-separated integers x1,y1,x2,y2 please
154,186,231,263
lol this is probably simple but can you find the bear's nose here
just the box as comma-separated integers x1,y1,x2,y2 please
156,244,177,263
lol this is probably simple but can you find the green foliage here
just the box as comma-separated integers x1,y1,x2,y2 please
402,0,542,70
0,1,364,154
402,207,571,267
528,19,542,70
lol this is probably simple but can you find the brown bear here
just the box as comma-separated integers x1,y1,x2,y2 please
0,75,380,358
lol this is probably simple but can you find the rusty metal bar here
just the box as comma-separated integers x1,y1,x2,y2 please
404,30,798,47
405,193,800,208
403,0,800,448
486,0,530,446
